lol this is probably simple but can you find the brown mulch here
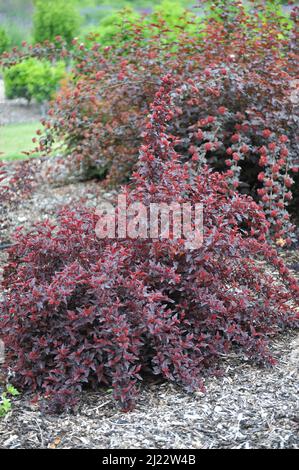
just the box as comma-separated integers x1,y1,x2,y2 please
0,332,298,449
0,158,298,449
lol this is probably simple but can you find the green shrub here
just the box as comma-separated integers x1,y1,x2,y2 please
148,0,202,40
0,385,19,418
92,1,201,47
96,7,141,46
33,0,80,46
4,59,65,104
0,28,9,55
205,0,293,33
6,21,32,49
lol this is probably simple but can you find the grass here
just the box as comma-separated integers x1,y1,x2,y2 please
0,121,42,161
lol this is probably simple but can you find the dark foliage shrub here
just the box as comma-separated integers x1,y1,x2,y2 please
1,1,297,239
0,160,36,209
1,77,298,413
165,71,298,243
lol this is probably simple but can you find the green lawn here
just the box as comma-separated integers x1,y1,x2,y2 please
0,121,43,161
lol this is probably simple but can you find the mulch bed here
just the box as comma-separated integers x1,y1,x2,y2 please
0,157,298,449
0,332,298,449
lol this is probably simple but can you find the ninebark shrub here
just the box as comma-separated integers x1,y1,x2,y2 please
1,1,297,237
1,77,298,413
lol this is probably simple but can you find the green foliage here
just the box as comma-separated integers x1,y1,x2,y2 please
151,1,197,28
199,0,294,48
148,0,202,42
260,1,294,34
0,385,19,418
33,0,80,46
7,22,32,49
6,385,19,397
90,1,201,47
0,28,10,55
95,7,141,46
4,59,65,104
204,0,293,30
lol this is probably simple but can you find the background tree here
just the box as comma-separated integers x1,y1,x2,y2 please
0,28,9,55
33,0,80,46
4,59,65,105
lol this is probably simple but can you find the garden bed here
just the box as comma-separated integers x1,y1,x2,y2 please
0,158,298,449
0,0,299,452
0,331,298,449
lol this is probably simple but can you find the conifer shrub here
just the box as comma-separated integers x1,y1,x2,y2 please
3,58,65,104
